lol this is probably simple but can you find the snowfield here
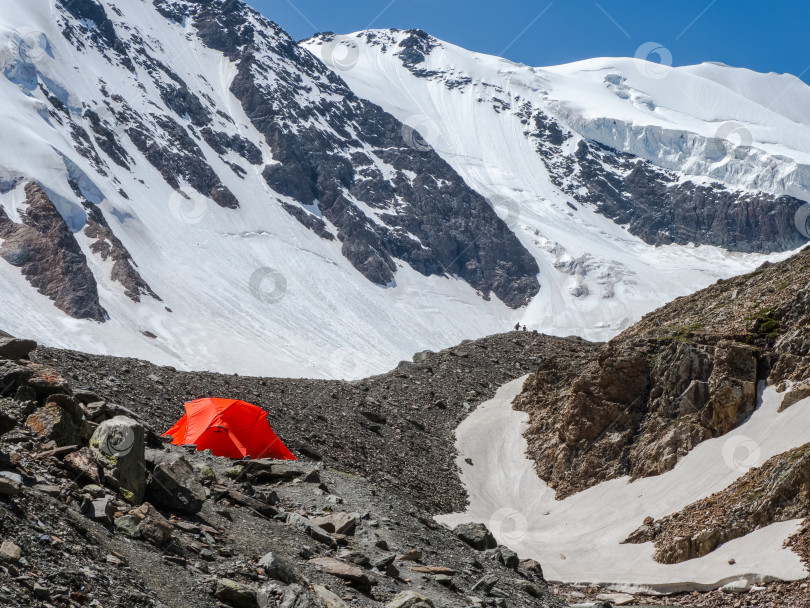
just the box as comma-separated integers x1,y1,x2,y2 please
436,376,810,592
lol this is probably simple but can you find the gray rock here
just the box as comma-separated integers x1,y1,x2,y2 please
0,541,21,562
147,455,205,513
133,503,173,546
82,497,114,525
471,574,498,594
386,590,434,608
453,522,497,550
280,584,317,608
257,551,295,584
215,578,259,608
89,416,146,504
515,580,543,598
495,546,519,570
312,585,349,608
114,514,142,539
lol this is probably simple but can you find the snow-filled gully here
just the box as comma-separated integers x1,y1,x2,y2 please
436,376,809,593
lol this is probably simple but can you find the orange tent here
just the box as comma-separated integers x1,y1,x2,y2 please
163,398,296,460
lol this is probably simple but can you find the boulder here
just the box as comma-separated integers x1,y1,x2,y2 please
64,448,103,484
25,363,70,398
453,522,497,550
0,541,21,562
89,416,146,504
82,497,115,525
114,514,142,539
0,476,21,496
310,512,357,535
258,551,295,584
215,579,259,608
0,337,37,359
147,455,205,513
495,546,519,570
132,503,173,546
26,402,79,446
386,590,434,608
312,585,349,608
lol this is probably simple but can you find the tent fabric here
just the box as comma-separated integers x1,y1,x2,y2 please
163,398,296,460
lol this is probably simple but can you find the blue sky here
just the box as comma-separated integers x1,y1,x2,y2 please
245,0,810,82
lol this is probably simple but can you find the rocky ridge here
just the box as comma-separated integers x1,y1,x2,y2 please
514,246,810,500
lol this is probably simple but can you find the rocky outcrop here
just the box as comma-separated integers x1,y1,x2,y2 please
625,443,810,564
83,205,161,303
126,115,239,209
0,182,107,321
530,111,809,254
515,246,810,498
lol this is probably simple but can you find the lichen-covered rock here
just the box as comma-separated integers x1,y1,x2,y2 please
89,416,145,504
26,402,79,446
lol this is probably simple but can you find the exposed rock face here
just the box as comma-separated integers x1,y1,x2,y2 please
625,443,810,564
83,205,161,303
165,2,541,307
515,246,810,498
558,138,808,253
0,182,107,321
344,29,810,254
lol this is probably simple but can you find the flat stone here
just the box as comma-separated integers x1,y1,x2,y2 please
310,512,357,535
596,592,636,605
309,557,375,587
409,566,455,575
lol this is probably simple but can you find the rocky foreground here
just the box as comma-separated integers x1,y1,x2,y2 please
0,329,580,608
2,249,810,608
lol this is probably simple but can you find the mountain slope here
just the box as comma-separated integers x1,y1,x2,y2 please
0,6,806,379
304,29,808,336
0,1,539,379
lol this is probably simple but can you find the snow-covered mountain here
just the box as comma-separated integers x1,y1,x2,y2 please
0,3,806,379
